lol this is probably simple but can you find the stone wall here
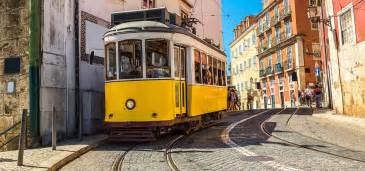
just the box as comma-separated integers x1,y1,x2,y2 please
0,0,29,150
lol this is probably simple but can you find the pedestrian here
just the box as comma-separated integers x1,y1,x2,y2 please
228,89,235,111
304,86,313,108
246,92,253,111
233,89,240,111
314,84,322,108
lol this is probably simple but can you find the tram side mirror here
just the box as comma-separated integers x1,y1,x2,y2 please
89,51,94,65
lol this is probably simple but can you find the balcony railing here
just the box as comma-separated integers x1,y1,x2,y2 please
275,63,283,73
271,15,281,26
256,26,265,37
280,8,292,20
266,66,273,75
259,69,266,77
264,22,272,32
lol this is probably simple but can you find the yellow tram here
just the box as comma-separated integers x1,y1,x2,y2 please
103,9,227,141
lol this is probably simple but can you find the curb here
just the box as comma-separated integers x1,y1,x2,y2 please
47,138,107,171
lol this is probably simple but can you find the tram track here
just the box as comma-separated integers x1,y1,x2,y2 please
111,144,137,171
261,108,365,163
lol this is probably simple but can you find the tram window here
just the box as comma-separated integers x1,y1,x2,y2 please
180,48,186,78
208,56,213,85
222,62,227,86
201,52,208,84
213,58,218,85
118,40,143,79
194,50,202,83
106,43,117,80
146,39,170,78
218,61,222,86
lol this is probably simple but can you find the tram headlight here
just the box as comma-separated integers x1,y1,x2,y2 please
125,99,136,110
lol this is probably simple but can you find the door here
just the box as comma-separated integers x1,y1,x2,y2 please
264,97,268,109
174,46,187,117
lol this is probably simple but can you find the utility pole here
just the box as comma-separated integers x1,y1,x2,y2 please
29,0,41,140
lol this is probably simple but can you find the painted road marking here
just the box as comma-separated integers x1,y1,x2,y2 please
221,110,302,171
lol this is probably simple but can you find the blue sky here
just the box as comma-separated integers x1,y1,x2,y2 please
221,0,263,64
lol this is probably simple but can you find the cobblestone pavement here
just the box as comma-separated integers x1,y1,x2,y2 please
60,109,365,171
60,142,133,171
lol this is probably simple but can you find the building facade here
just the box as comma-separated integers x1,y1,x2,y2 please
257,0,320,108
0,0,223,147
230,16,261,109
310,0,365,117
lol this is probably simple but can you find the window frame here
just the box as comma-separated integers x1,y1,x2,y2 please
145,39,171,79
337,3,356,47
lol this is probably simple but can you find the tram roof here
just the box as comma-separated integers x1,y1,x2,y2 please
104,21,226,56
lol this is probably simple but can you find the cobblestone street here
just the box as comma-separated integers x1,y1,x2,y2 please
59,109,365,171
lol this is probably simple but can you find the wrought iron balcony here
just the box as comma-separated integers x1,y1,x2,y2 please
264,22,272,32
259,69,266,77
271,15,281,26
266,66,273,75
280,8,292,20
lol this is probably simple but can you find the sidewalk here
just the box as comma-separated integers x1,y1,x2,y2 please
0,134,107,171
288,109,365,152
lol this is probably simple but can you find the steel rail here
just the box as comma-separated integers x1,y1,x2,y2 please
112,145,136,171
260,108,365,163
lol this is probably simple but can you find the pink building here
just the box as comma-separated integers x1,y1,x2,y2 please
310,0,365,117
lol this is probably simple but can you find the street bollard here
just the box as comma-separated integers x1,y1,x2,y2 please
52,106,57,150
17,109,27,166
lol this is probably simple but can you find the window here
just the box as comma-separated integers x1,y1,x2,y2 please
209,56,214,85
287,46,293,68
252,33,256,45
248,58,252,68
245,81,248,90
244,61,247,69
142,0,155,9
218,61,222,86
247,38,251,47
241,83,244,91
277,50,282,64
194,50,202,83
106,43,117,80
285,20,291,38
275,5,279,19
269,55,272,66
118,40,143,79
252,56,256,65
222,62,227,86
240,63,243,71
268,33,272,48
266,12,270,26
284,0,289,12
213,58,218,85
146,39,170,78
339,7,355,45
201,52,208,84
275,27,281,43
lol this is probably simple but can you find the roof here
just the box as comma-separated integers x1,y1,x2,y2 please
104,21,226,56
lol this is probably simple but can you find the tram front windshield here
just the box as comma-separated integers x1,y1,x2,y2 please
105,39,171,81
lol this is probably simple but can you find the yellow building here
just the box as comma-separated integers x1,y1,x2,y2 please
230,16,261,110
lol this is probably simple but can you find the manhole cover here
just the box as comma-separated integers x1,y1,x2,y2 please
241,156,274,161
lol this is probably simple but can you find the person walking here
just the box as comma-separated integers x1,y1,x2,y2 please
305,86,313,108
228,89,235,111
314,85,322,108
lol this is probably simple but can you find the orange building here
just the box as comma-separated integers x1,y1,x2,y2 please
256,0,320,108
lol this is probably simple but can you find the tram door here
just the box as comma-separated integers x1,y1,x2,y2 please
174,46,187,116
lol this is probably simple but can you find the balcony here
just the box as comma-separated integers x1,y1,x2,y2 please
275,63,283,73
258,41,268,53
271,15,281,26
264,22,272,32
280,31,292,42
259,69,266,77
256,27,264,37
280,8,292,20
266,66,273,76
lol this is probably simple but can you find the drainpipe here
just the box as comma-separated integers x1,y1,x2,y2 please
74,0,81,139
29,0,41,138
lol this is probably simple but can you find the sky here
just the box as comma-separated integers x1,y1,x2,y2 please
221,0,263,65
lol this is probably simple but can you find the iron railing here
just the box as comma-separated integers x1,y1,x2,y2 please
0,121,21,150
